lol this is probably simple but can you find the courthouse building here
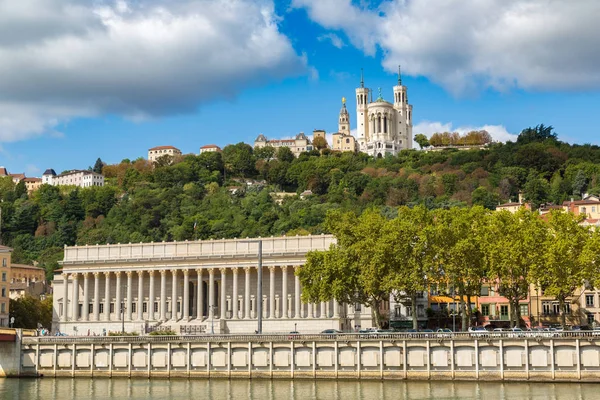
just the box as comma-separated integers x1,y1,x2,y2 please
52,235,376,335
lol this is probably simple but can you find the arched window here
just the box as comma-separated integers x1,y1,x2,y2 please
383,116,387,133
378,116,382,133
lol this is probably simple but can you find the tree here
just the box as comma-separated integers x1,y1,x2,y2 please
298,209,394,328
532,210,589,328
572,169,588,197
93,158,105,174
471,187,500,209
414,134,430,149
516,124,557,144
387,206,437,329
313,136,328,150
482,209,547,328
522,170,550,209
9,295,52,329
222,142,256,177
254,146,276,161
276,146,295,163
432,207,489,330
582,228,600,289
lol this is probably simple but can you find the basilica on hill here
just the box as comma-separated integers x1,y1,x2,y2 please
354,67,413,157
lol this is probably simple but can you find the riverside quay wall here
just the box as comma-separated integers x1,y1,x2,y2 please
7,332,600,381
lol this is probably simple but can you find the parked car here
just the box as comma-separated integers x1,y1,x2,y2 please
288,331,300,339
321,329,342,335
436,328,452,338
468,326,488,336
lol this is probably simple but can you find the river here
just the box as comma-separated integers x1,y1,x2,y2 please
1,379,599,399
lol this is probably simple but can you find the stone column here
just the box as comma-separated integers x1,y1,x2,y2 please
232,268,239,319
160,270,167,322
321,302,327,318
333,299,340,318
208,269,215,319
269,267,276,319
93,272,100,321
281,266,288,319
137,271,144,321
308,302,314,319
183,269,190,321
148,271,155,321
126,271,133,321
171,270,178,321
196,269,203,320
104,272,111,321
115,272,122,323
244,267,251,319
220,268,227,319
72,273,79,322
294,268,301,319
82,273,90,322
62,273,69,322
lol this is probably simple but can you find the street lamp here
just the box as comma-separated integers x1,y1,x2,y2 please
210,305,217,334
240,239,263,334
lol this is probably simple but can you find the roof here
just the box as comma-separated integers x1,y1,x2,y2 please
0,245,13,252
563,200,600,206
43,169,57,176
11,264,45,271
23,177,42,183
255,134,267,142
0,167,8,176
200,144,220,149
10,173,25,178
496,202,522,207
149,145,180,151
57,169,102,177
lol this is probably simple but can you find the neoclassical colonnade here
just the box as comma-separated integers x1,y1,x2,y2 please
60,266,341,324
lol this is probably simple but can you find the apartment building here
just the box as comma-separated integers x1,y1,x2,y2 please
43,169,104,188
0,246,12,327
148,146,182,162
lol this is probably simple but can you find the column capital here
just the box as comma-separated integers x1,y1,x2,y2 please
114,271,122,277
93,272,101,278
170,269,178,275
219,267,227,274
160,269,168,276
196,268,203,275
183,269,190,276
125,271,134,277
243,266,252,272
103,271,111,277
82,272,90,278
232,267,239,275
148,270,156,277
207,268,215,274
137,271,145,277
281,265,288,271
71,272,79,278
268,266,277,272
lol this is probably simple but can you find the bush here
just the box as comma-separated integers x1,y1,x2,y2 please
149,329,177,336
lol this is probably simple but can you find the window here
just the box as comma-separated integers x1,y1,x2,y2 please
480,286,489,296
1,288,5,297
481,304,490,316
406,306,412,317
587,294,595,307
88,304,93,314
542,302,551,315
355,303,361,312
132,303,137,313
1,259,5,267
154,302,159,313
1,273,5,282
1,303,4,313
143,302,148,313
588,314,595,325
110,303,115,314
395,306,402,318
565,303,572,314
500,305,509,317
99,303,104,314
552,303,560,315
417,305,425,317
519,304,529,316
417,292,425,299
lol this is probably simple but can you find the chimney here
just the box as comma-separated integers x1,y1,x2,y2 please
518,191,523,204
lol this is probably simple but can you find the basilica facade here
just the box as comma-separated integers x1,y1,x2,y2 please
355,67,413,157
52,236,376,335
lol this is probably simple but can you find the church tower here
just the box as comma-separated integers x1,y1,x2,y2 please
338,97,350,135
393,66,413,149
355,68,370,146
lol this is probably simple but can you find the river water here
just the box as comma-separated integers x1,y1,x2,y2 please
0,379,597,399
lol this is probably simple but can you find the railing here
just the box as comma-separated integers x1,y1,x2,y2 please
63,235,337,263
21,330,600,345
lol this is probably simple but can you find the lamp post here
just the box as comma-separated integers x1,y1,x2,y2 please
240,239,263,334
210,305,217,334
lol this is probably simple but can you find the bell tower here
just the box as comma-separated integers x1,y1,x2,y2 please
355,68,370,144
338,97,350,135
393,65,413,150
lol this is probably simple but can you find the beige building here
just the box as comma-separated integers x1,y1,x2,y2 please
200,145,222,154
254,133,313,158
0,245,12,327
355,67,413,157
0,167,25,184
43,169,104,188
148,146,182,163
563,195,600,220
52,235,376,335
10,261,46,300
23,177,42,193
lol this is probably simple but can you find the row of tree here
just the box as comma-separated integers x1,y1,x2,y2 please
415,130,493,148
298,207,600,329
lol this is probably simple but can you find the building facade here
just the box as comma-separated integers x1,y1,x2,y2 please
43,169,104,188
254,133,313,158
0,246,12,327
355,67,413,157
389,291,428,329
52,236,376,335
148,146,182,163
23,177,42,193
200,145,222,154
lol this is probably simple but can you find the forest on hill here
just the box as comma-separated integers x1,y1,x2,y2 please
1,124,600,279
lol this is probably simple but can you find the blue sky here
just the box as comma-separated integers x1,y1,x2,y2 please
1,0,599,176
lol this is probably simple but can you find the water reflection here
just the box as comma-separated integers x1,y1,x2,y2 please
0,379,597,400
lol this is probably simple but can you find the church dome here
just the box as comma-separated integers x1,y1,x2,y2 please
255,134,267,142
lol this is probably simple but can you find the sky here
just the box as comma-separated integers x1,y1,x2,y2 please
1,0,600,175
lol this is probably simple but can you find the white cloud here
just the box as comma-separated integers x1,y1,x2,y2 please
294,0,600,94
317,33,345,49
0,0,305,142
413,121,517,147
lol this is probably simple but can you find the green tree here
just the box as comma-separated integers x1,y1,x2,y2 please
572,169,588,197
522,170,550,209
298,209,394,328
516,124,557,144
276,146,295,163
254,146,276,161
532,211,589,328
93,158,105,174
312,136,328,150
9,295,52,329
432,207,489,330
482,209,547,328
471,187,500,209
414,134,430,149
222,142,256,177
